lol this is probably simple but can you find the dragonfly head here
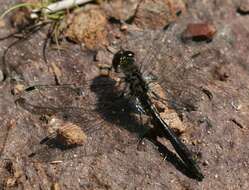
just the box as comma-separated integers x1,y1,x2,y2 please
112,50,135,73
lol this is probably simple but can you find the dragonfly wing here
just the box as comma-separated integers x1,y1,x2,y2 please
15,78,144,162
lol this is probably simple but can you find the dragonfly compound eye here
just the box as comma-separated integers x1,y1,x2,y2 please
112,50,135,72
124,51,135,58
122,51,135,66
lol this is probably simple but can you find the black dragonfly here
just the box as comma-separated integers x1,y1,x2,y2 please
13,23,216,181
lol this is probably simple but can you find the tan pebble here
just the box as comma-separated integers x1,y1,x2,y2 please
57,123,87,146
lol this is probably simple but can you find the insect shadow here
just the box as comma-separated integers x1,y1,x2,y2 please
90,76,202,181
90,76,148,136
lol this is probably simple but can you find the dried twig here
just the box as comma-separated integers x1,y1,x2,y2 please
32,0,94,16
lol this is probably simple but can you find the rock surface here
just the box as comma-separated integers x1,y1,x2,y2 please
0,0,249,189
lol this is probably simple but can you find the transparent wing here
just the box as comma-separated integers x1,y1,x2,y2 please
118,24,231,113
15,77,146,162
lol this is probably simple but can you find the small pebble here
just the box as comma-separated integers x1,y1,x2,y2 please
182,23,216,42
57,123,87,147
48,118,87,147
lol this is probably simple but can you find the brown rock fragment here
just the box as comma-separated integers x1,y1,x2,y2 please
182,23,216,42
65,5,108,50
